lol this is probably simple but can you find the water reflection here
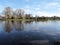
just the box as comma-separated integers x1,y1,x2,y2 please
0,20,60,45
5,20,24,32
5,21,12,33
13,21,24,31
4,20,33,33
24,21,33,24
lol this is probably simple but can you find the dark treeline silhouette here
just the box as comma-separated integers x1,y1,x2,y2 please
0,7,60,21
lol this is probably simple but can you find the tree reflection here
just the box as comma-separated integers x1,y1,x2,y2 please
5,20,12,33
4,20,34,32
11,20,24,31
24,21,32,24
5,20,24,32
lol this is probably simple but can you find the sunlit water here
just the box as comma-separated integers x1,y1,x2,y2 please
0,20,60,45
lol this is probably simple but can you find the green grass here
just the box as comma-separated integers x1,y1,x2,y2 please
5,19,34,21
1,18,60,21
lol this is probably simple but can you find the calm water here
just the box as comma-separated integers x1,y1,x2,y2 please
0,20,60,45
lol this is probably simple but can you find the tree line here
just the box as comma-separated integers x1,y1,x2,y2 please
0,7,60,20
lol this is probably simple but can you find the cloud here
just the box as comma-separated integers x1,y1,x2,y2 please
25,0,30,2
23,4,41,16
23,4,57,17
0,0,60,17
0,5,4,12
45,2,59,9
24,7,60,17
47,2,58,6
35,11,53,17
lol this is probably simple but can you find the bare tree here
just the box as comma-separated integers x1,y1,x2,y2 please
15,9,24,19
25,14,31,19
3,7,13,19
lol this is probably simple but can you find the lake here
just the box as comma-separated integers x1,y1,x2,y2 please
0,20,60,45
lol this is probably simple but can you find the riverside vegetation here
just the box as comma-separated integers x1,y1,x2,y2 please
0,7,60,21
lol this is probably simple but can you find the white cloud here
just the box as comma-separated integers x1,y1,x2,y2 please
35,11,60,17
25,0,30,2
24,7,60,17
23,4,59,17
48,2,58,6
0,5,4,12
45,2,59,9
4,1,60,17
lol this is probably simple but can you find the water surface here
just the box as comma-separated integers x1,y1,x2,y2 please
0,20,60,45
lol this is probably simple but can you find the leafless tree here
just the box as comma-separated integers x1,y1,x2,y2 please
3,7,13,19
25,14,31,19
15,9,24,19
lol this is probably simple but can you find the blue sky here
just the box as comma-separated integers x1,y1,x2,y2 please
0,0,60,17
